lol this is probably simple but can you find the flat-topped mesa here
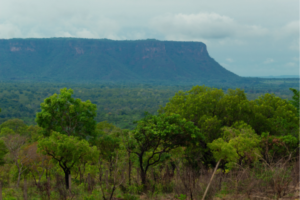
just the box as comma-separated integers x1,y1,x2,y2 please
0,38,239,82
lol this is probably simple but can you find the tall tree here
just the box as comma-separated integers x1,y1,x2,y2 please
128,113,203,187
36,88,97,139
38,132,98,189
160,85,299,167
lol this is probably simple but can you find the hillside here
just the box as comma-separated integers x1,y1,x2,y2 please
0,38,239,83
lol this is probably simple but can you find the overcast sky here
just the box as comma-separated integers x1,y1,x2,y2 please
0,0,299,76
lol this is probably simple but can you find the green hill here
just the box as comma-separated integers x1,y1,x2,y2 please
0,38,239,83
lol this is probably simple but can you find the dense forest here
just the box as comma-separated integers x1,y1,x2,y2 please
0,83,299,200
0,80,298,129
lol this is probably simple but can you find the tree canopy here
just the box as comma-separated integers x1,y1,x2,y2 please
129,113,203,186
36,88,97,139
38,132,98,189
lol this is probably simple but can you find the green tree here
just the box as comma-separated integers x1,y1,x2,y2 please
260,132,299,163
250,93,298,137
38,132,98,189
160,86,251,166
0,119,28,135
1,133,28,187
160,85,299,167
289,88,299,115
207,122,261,167
160,86,251,143
0,140,7,166
36,88,97,139
129,113,203,187
204,122,261,200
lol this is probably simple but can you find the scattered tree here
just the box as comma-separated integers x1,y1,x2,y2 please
38,132,98,189
129,113,204,187
36,88,97,139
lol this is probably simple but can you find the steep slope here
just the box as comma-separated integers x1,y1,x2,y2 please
0,38,239,82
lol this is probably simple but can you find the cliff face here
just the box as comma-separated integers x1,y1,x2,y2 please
0,38,239,82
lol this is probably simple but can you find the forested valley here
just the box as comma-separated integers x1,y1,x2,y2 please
0,83,299,200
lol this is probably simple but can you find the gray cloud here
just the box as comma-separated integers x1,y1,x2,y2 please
151,13,269,40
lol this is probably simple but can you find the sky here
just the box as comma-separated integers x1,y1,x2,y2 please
0,0,299,77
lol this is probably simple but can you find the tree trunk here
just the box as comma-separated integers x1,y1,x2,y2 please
69,173,71,190
141,170,147,187
87,173,91,192
201,159,221,200
138,155,147,187
64,170,70,190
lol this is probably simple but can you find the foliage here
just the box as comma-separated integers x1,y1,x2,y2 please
0,84,299,199
129,113,203,186
1,132,28,187
260,132,299,163
0,119,28,135
289,88,299,115
38,132,98,189
161,85,299,168
208,122,261,167
0,139,8,166
36,88,97,139
161,86,251,143
250,93,299,137
0,81,297,128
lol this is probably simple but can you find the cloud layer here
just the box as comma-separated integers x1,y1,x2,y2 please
151,13,269,40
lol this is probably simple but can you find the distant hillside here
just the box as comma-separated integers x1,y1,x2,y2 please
0,38,240,83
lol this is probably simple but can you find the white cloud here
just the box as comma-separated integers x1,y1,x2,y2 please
275,21,299,51
226,58,234,62
264,58,274,64
151,13,269,41
0,23,22,39
285,62,297,68
280,21,299,38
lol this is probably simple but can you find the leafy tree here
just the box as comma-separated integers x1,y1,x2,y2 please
0,140,7,166
160,86,251,143
160,85,299,167
95,134,120,176
22,142,52,186
289,88,299,115
217,121,261,167
0,119,28,135
207,122,261,167
260,132,299,163
36,88,97,139
38,132,98,189
1,133,28,187
204,122,261,200
160,86,251,166
129,113,203,187
250,93,298,137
